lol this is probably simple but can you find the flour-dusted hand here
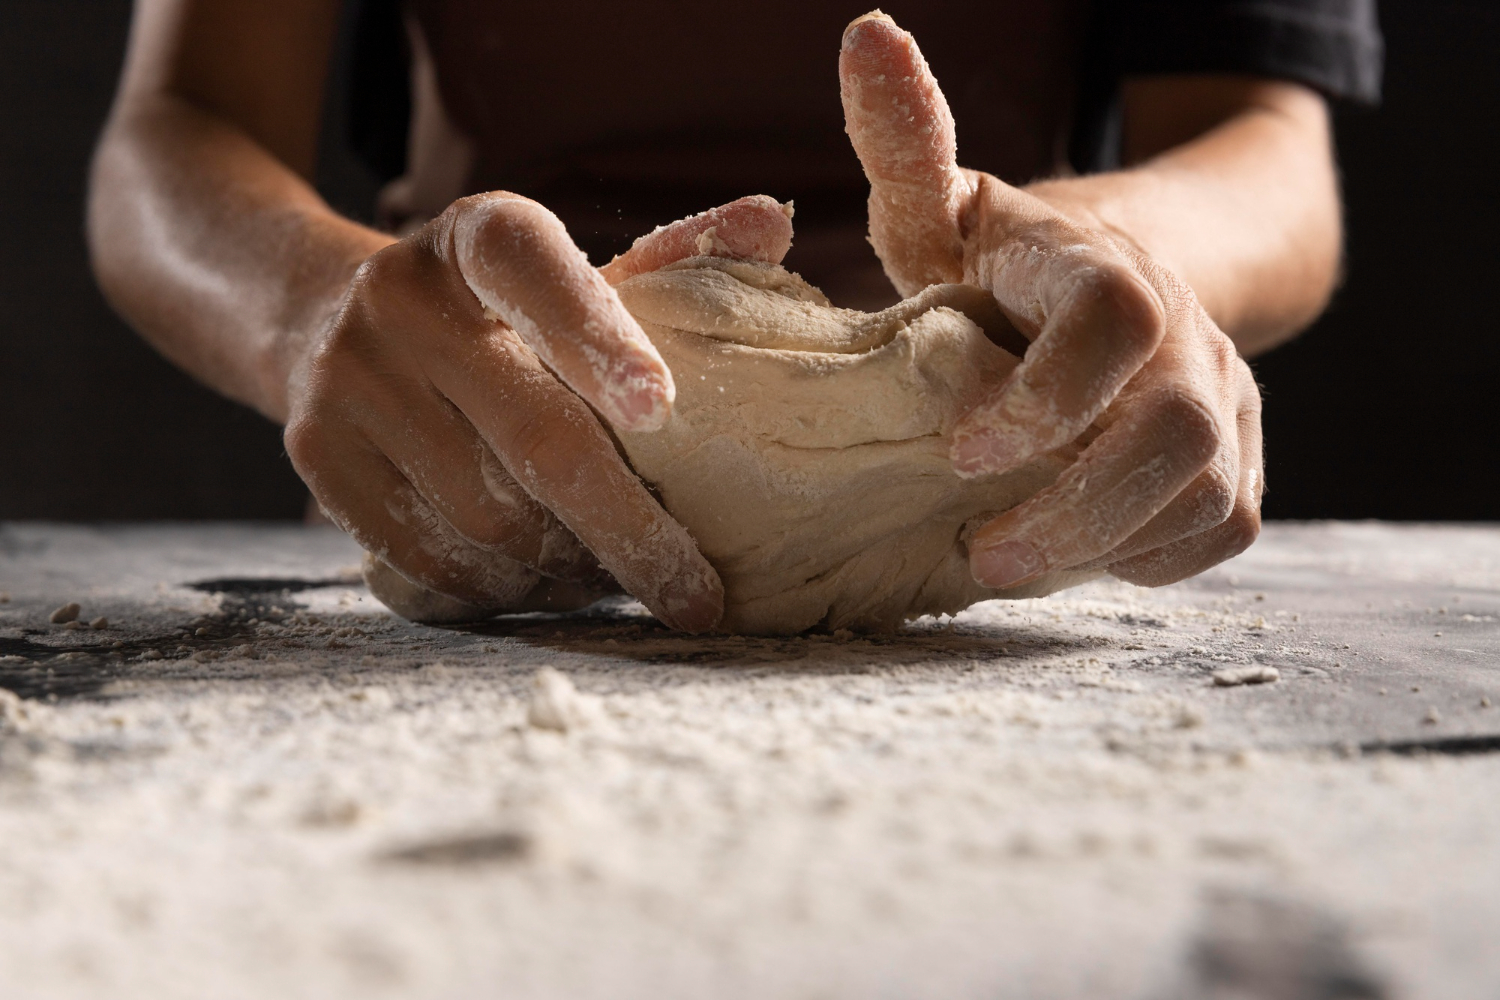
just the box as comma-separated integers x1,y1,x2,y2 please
285,195,792,631
839,13,1263,589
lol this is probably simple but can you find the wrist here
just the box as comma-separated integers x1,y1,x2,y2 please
1020,99,1340,354
261,224,393,423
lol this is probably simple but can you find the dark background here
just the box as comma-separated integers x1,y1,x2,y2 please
1,1,1495,521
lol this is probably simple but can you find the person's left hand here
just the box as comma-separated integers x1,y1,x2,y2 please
839,12,1264,590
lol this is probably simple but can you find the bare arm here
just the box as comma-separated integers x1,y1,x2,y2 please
88,0,384,420
1027,76,1341,356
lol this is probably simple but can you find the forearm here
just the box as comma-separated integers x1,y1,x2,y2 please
1025,82,1341,356
87,93,393,422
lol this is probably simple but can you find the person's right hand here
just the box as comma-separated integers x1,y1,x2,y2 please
283,193,793,631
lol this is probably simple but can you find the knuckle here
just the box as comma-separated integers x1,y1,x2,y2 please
453,509,528,552
458,192,553,246
282,414,331,472
1152,387,1223,468
327,252,476,367
342,249,433,330
1204,329,1251,388
501,401,597,491
1193,465,1237,530
348,251,388,291
1212,329,1241,368
1131,252,1204,320
281,419,351,528
1217,506,1262,560
1080,264,1166,356
303,325,378,410
348,243,413,301
316,307,370,365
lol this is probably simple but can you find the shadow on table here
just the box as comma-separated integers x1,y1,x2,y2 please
447,596,1104,669
2,582,1105,700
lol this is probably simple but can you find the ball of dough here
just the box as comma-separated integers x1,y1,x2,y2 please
361,257,1097,634
610,257,1096,634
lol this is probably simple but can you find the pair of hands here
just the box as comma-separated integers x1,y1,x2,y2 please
285,14,1262,632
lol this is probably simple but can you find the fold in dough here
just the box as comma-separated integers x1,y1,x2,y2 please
610,257,1096,634
363,257,1098,634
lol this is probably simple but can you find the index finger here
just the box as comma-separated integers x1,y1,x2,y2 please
450,193,675,432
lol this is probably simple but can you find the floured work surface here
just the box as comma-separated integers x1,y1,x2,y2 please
1,521,1498,1000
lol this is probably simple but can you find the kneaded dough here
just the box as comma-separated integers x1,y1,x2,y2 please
361,256,1098,634
609,257,1097,635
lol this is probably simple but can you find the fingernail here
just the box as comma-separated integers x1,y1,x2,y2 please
607,362,674,432
843,11,897,48
950,428,1026,477
973,540,1045,589
616,383,672,431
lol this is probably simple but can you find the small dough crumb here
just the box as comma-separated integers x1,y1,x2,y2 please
350,686,394,710
49,602,81,624
1212,666,1280,687
89,617,108,630
528,667,582,732
694,226,733,255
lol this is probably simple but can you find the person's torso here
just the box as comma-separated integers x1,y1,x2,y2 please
411,0,1088,303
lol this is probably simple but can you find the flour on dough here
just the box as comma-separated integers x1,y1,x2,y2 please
609,256,1095,634
364,257,1096,634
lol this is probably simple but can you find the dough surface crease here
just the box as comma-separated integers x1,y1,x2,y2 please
610,257,1094,634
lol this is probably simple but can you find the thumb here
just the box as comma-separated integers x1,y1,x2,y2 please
840,12,972,296
599,195,795,285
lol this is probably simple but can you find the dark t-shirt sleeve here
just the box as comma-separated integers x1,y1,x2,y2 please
1102,0,1383,103
1071,0,1384,173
